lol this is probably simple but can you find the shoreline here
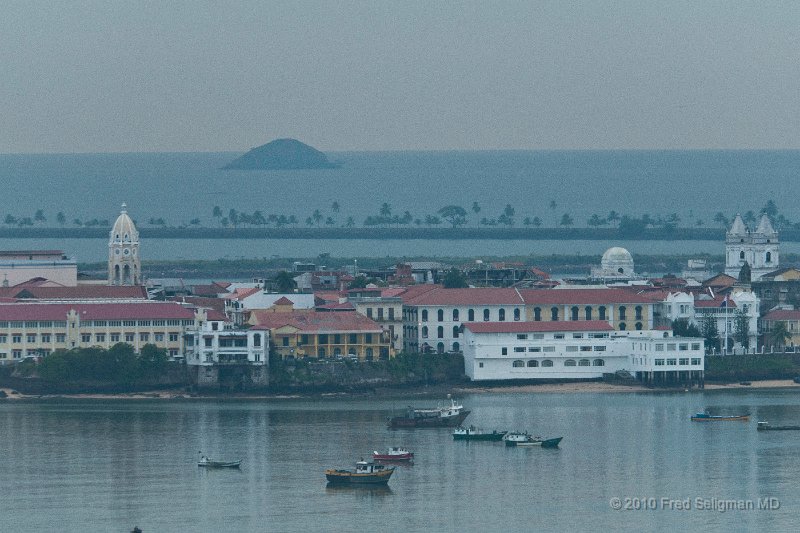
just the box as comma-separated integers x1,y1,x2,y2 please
2,379,798,401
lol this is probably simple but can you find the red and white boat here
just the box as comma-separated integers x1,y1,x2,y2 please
372,447,414,462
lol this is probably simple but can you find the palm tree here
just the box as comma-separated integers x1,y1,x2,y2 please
331,201,340,213
769,321,791,351
607,210,620,227
312,209,323,226
345,216,355,228
380,203,392,217
273,271,296,293
212,206,222,225
34,209,46,224
560,213,574,226
56,212,66,226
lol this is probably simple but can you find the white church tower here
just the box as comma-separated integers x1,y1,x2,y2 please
108,203,141,285
725,213,778,281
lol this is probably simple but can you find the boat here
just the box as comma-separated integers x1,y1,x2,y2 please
757,421,800,431
387,396,470,428
503,431,562,448
373,447,414,461
197,454,241,468
690,413,750,422
452,425,507,441
325,460,395,485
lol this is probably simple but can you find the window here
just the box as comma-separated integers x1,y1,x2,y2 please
599,306,607,320
532,333,544,339
571,306,579,321
513,360,525,367
766,251,772,263
619,323,626,331
635,322,642,331
154,333,164,342
56,334,66,343
594,346,606,351
635,306,643,320
553,334,565,340
564,359,576,366
551,307,559,321
534,307,541,321
667,343,676,351
349,333,357,344
501,347,508,355
123,320,136,327
437,309,444,322
452,342,460,352
655,344,664,351
12,334,21,343
514,347,526,353
319,334,329,344
679,358,689,365
437,326,443,339
572,333,583,339
566,346,578,352
41,334,50,343
334,334,341,344
528,347,541,352
527,360,538,367
27,334,36,343
366,308,373,318
140,333,149,342
578,359,590,366
452,326,459,338
478,362,484,368
666,358,677,366
580,346,592,352
95,334,105,342
468,309,475,321
691,343,701,350
0,335,6,344
280,336,290,347
679,343,689,351
81,334,91,343
514,308,521,321
483,309,490,321
541,359,553,367
421,310,428,322
377,308,384,320
365,333,372,343
253,334,261,347
211,322,218,331
422,326,428,338
619,306,627,320
585,306,592,320
169,333,179,342
517,334,528,340
691,358,701,365
436,343,444,354
125,334,135,343
655,359,665,366
543,346,555,352
593,359,605,366
453,309,459,321
498,309,506,321
204,337,213,347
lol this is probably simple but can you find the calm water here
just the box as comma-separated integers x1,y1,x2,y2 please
1,389,799,532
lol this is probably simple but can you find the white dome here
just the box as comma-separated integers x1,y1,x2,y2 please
600,247,634,275
110,203,139,243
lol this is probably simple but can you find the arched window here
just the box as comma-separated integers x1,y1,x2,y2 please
453,309,459,321
599,306,607,320
499,309,506,321
740,251,745,260
468,309,475,321
253,334,261,347
571,306,579,321
551,307,559,321
635,322,643,331
578,359,590,366
585,306,592,320
318,347,326,357
619,322,626,331
437,342,444,353
437,326,444,338
564,359,577,366
527,360,538,367
483,309,490,321
513,360,525,368
452,342,460,352
453,326,460,338
593,359,605,366
437,309,444,322
421,310,428,322
619,306,627,320
421,326,428,338
514,308,521,321
635,306,643,320
541,359,553,367
766,252,772,262
534,307,541,321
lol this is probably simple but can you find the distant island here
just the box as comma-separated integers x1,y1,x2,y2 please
223,138,339,170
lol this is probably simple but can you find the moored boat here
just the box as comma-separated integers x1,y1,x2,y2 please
325,460,395,485
387,396,470,428
198,454,241,468
373,447,414,461
452,425,507,441
690,413,749,422
757,421,800,431
503,432,562,448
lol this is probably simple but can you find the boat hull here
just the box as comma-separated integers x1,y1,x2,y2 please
757,424,800,431
325,469,394,485
198,461,241,468
505,436,562,448
388,410,470,429
453,430,506,441
691,415,749,422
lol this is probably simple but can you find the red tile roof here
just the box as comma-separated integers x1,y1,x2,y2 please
0,301,197,321
762,310,800,321
171,296,227,315
464,320,614,334
694,298,737,309
395,284,442,303
406,287,524,306
519,288,655,305
0,285,148,300
250,310,383,333
273,296,294,305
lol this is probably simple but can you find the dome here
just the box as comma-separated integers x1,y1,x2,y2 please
600,247,634,276
110,203,139,243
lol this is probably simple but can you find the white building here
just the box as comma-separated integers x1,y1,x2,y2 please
590,246,639,282
462,321,704,385
0,250,78,287
725,214,779,281
108,203,141,286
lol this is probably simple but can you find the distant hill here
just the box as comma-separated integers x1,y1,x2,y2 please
223,138,338,170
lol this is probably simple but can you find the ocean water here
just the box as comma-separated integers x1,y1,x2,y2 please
1,390,798,533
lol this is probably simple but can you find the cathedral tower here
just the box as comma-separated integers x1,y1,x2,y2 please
725,213,778,281
108,203,141,285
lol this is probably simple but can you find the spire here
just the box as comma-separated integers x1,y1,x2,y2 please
121,203,128,214
755,213,777,236
727,214,748,236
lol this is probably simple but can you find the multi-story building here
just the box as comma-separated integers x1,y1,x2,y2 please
0,301,218,364
462,321,704,384
725,214,779,281
760,309,800,348
346,287,404,352
694,290,759,352
752,267,800,312
0,250,78,287
248,310,392,361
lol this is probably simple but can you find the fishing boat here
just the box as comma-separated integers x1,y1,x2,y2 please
325,460,395,485
452,425,507,441
387,396,470,428
503,432,562,448
373,447,414,461
197,454,241,468
690,412,750,422
757,421,800,431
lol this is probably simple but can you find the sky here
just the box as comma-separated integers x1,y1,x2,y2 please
2,1,800,153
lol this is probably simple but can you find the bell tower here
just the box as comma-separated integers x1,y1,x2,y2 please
108,203,141,285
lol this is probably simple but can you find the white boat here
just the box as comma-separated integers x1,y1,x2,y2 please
198,453,241,468
503,432,562,448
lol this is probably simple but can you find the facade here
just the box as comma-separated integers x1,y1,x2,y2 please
725,214,779,281
462,321,704,384
249,310,392,361
751,267,800,312
519,288,655,331
347,287,404,352
760,309,800,348
184,317,268,389
108,203,141,286
0,301,213,364
0,250,78,287
694,290,760,352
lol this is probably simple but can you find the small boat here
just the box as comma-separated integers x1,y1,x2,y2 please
325,460,395,485
757,421,800,431
198,454,241,468
739,381,752,386
503,431,562,448
387,396,470,428
690,412,749,422
452,425,507,441
373,447,414,461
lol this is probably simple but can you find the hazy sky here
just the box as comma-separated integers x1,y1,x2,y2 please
3,1,799,153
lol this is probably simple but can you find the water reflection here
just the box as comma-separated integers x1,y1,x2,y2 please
324,484,393,497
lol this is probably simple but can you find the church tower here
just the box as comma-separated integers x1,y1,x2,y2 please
725,213,778,281
108,203,141,285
